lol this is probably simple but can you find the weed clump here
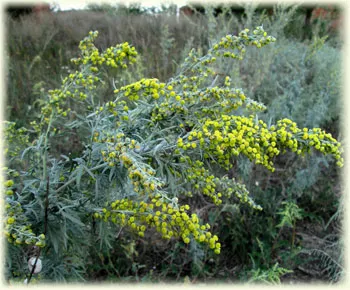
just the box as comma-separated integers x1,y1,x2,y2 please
3,27,343,283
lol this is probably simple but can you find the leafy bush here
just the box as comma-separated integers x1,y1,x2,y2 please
3,25,344,284
197,8,343,281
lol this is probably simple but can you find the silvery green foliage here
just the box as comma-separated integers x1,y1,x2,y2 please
203,4,342,197
257,39,341,129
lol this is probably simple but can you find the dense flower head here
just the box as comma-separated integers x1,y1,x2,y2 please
116,78,165,102
177,115,343,171
105,27,273,127
72,31,138,68
37,30,137,128
178,158,262,209
94,196,221,254
4,122,29,158
211,27,276,60
4,199,46,247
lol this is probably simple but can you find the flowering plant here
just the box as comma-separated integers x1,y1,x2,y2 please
3,27,343,281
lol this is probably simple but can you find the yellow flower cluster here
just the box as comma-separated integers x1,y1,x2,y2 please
175,26,274,94
41,84,91,119
64,71,100,90
175,73,211,93
115,78,165,102
98,133,138,165
149,86,265,124
151,98,188,122
220,175,262,210
114,77,193,124
211,26,276,60
40,72,98,123
102,27,274,127
177,115,343,172
1,172,46,246
196,87,266,118
94,195,221,254
183,159,223,205
169,27,275,105
245,99,267,112
72,31,138,69
39,31,137,126
179,48,216,81
4,178,15,195
97,132,165,195
3,122,29,158
4,200,46,247
94,99,131,119
176,157,262,210
113,78,191,123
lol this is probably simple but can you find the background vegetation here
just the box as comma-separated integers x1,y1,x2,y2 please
4,2,344,284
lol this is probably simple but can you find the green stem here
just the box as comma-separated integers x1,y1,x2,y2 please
42,114,54,182
291,221,296,251
56,162,108,193
271,226,284,259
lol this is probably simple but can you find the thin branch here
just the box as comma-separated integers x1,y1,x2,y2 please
27,176,50,285
56,162,108,193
